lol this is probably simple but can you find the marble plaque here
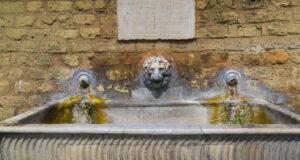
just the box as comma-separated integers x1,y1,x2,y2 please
117,0,195,40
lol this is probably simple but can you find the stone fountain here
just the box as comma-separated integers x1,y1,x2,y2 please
0,55,299,160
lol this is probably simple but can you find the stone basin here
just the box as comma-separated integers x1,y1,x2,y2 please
0,100,299,160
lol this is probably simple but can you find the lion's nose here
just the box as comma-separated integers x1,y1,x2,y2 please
151,69,163,81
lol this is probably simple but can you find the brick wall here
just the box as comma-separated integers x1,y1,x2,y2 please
0,0,299,120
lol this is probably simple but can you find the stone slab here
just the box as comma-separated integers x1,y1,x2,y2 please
117,0,195,40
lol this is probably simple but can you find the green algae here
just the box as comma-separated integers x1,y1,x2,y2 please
207,96,273,124
42,94,108,124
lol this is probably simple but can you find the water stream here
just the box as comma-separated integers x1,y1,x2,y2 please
42,89,107,124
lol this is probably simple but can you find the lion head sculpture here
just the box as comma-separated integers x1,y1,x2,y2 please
142,56,171,89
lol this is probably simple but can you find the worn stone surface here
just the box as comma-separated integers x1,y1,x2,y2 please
53,68,73,80
0,41,18,52
37,83,55,92
106,69,132,81
263,50,289,65
63,55,79,67
48,1,73,12
95,0,106,11
216,11,239,24
290,52,300,64
69,40,92,53
237,26,261,37
42,41,67,53
75,1,93,11
0,54,11,67
118,0,195,40
0,2,25,13
80,28,101,39
42,16,57,25
73,14,95,25
57,30,78,39
0,81,10,94
0,15,14,27
16,16,35,27
5,29,27,40
26,1,43,12
28,68,46,80
8,68,23,82
35,55,53,66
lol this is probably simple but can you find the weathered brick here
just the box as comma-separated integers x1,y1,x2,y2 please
26,1,43,12
241,0,264,9
8,68,23,82
207,26,229,38
95,0,106,11
0,15,14,27
208,0,234,8
196,0,208,9
73,14,95,25
0,32,2,39
63,55,79,67
15,16,35,27
263,50,289,65
48,1,73,12
245,67,273,80
28,68,46,80
237,25,261,37
0,2,25,13
75,1,93,11
37,83,55,92
99,15,117,38
93,40,136,53
286,24,300,35
271,0,296,7
216,11,239,24
0,41,18,52
246,11,270,23
5,28,27,40
57,30,78,39
42,15,57,25
69,40,92,53
53,68,73,80
80,27,101,39
20,41,40,53
0,54,11,67
268,24,300,36
28,29,50,39
267,24,288,36
58,15,69,23
0,81,9,94
106,68,132,81
12,54,29,66
289,51,300,64
35,55,53,66
42,41,67,53
293,9,300,21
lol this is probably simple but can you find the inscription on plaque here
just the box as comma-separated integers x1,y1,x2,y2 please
117,0,195,40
